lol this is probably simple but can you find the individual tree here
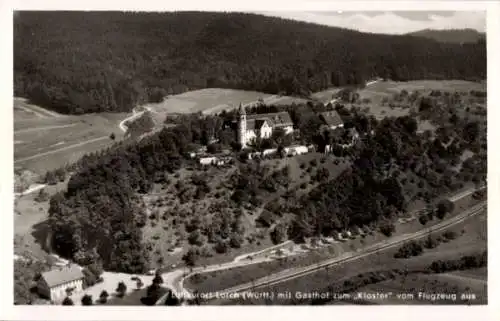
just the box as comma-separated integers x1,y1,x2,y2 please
436,199,455,219
81,294,93,306
152,273,164,285
270,223,288,245
62,297,74,305
164,289,181,306
116,281,127,297
379,222,395,237
136,278,144,290
182,248,198,267
44,171,58,185
35,188,49,202
109,132,116,140
229,233,243,248
99,290,109,303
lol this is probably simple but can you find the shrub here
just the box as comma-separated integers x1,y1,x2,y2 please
99,290,109,303
34,189,49,203
81,294,93,306
436,199,455,219
270,223,288,245
394,241,424,258
214,240,229,254
82,268,98,287
62,297,74,305
423,235,440,249
229,234,243,248
418,215,428,226
379,222,395,237
443,231,457,240
182,248,198,267
153,273,164,285
116,281,127,297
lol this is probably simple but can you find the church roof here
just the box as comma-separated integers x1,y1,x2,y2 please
247,118,270,130
320,110,344,127
246,112,293,127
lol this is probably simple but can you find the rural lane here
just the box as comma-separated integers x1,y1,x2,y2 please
119,106,152,133
14,136,109,164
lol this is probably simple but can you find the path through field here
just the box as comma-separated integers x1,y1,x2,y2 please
14,136,109,164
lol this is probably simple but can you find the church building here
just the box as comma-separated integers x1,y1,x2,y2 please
237,103,294,148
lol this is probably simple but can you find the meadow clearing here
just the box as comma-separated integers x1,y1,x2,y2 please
355,80,486,120
142,88,308,116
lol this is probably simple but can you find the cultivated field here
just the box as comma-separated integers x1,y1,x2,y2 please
143,88,308,116
355,80,486,120
14,98,128,174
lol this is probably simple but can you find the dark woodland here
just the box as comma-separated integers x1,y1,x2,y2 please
14,11,486,114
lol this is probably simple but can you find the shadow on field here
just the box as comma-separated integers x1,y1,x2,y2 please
31,220,52,252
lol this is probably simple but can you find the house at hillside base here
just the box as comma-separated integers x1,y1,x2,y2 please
37,264,84,303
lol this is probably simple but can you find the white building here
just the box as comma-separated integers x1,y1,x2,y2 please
37,265,84,303
237,104,294,148
284,145,309,156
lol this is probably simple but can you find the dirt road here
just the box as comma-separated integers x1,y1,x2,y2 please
14,136,109,164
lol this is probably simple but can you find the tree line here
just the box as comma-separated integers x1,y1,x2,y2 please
14,11,486,114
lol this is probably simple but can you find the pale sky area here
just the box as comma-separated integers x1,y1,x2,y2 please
260,11,486,35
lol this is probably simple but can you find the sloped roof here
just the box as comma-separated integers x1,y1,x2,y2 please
320,110,344,127
41,265,84,288
246,112,293,127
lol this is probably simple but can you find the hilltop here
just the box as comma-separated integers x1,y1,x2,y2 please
14,12,485,115
407,28,486,44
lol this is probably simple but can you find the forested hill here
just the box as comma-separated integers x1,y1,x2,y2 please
14,12,486,115
407,28,486,44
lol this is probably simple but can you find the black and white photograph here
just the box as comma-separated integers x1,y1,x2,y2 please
2,1,499,320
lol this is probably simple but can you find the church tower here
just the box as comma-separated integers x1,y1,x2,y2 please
238,103,247,149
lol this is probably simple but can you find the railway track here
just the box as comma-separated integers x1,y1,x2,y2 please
219,201,486,295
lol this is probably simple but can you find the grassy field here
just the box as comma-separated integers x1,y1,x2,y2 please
143,88,308,116
14,98,129,174
355,80,486,121
354,269,487,305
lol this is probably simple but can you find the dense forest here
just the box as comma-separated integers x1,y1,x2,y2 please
14,11,486,114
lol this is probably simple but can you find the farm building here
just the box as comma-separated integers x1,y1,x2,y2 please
248,148,278,160
320,110,344,130
284,145,309,156
37,265,84,303
237,104,294,148
199,156,232,166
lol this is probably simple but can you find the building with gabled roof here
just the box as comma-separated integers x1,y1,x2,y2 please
37,264,84,303
320,110,344,130
237,104,294,148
